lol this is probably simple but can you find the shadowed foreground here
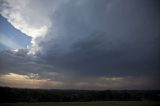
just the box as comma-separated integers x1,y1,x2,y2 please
1,87,160,102
1,101,160,106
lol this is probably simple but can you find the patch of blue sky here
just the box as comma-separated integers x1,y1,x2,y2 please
0,15,31,51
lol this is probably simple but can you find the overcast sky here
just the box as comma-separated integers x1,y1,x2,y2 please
0,0,160,90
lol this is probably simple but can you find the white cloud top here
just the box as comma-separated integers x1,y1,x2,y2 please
0,0,53,54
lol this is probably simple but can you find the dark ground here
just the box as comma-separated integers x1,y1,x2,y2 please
0,87,160,103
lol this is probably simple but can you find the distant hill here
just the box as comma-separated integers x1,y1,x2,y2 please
0,87,160,103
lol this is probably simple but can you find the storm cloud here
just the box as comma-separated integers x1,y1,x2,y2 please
0,0,160,89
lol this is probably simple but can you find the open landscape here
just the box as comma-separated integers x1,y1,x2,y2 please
0,0,160,106
0,87,160,106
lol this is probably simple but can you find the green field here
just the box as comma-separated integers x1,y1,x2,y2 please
1,101,160,106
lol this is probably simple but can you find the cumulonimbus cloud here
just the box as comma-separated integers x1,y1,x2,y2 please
0,0,160,89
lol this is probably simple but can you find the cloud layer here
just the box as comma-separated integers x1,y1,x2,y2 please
0,0,160,89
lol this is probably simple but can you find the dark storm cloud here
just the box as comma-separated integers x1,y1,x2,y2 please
39,0,160,78
0,50,58,79
0,0,160,89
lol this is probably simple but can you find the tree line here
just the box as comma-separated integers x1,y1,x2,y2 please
0,87,160,102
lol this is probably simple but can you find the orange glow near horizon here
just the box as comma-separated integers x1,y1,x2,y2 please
0,73,62,89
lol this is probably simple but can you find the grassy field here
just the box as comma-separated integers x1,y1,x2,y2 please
1,101,160,106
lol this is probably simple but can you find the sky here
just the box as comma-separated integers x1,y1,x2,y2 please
0,0,160,90
0,16,31,51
